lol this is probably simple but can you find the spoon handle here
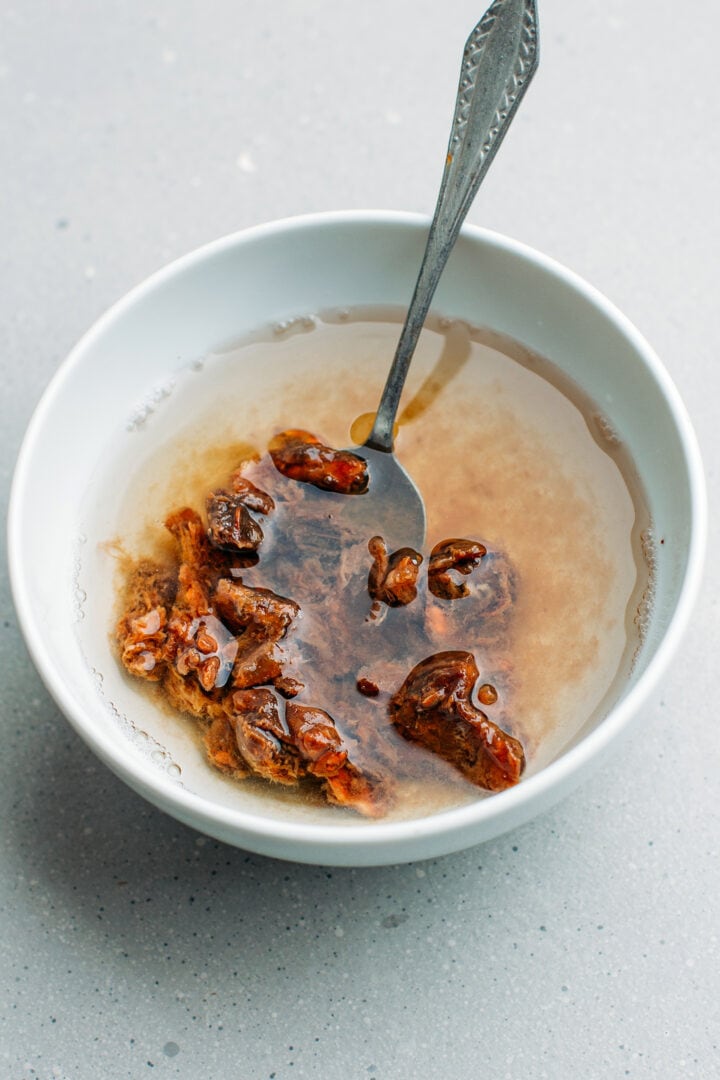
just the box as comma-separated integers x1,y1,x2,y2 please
365,0,539,452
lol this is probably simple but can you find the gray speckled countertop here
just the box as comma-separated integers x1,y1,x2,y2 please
2,2,718,1077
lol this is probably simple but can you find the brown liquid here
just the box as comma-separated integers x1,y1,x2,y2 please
114,308,653,817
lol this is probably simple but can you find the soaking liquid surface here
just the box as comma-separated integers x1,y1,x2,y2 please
113,308,653,819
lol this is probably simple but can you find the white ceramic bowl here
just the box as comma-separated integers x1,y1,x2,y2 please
8,211,706,866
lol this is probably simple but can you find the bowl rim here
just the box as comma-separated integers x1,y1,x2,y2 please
7,209,708,858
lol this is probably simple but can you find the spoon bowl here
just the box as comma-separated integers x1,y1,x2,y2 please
340,444,426,552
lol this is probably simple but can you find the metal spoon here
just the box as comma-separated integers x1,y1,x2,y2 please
349,0,539,551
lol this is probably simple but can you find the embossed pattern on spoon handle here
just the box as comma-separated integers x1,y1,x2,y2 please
366,0,539,452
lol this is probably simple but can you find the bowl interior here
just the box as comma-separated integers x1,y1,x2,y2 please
9,213,704,863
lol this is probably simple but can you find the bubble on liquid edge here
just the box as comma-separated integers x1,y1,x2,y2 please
125,378,176,431
273,314,318,337
634,527,657,644
71,546,87,622
640,528,657,575
592,412,621,447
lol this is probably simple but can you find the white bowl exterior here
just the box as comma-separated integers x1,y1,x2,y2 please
8,212,706,865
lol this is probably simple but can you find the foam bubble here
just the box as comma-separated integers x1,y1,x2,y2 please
126,378,176,430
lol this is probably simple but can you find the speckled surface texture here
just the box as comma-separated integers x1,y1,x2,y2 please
2,2,718,1077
